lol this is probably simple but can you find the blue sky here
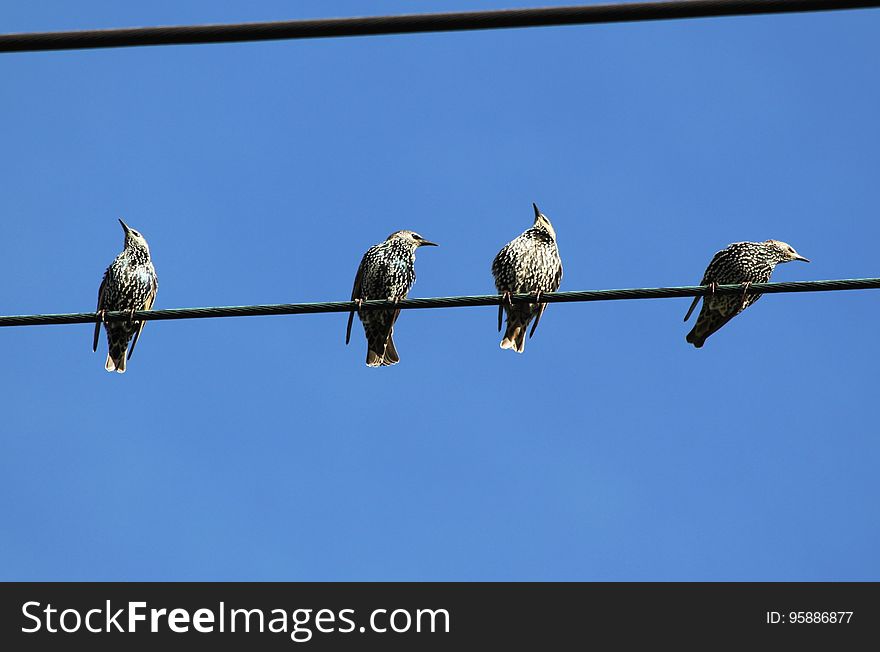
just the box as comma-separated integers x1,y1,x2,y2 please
1,1,878,581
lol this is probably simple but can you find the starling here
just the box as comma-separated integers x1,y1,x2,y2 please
93,219,159,373
491,203,563,353
346,230,438,367
684,239,809,348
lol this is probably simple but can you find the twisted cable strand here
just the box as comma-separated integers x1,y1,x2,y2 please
0,278,877,327
1,1,878,53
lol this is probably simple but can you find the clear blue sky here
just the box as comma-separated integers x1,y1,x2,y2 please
1,1,878,581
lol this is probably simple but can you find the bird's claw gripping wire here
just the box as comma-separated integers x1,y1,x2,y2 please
96,309,106,324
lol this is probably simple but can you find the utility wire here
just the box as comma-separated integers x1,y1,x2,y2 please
0,278,877,328
0,1,878,53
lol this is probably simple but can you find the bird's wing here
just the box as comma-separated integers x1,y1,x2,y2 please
684,253,722,322
127,275,158,361
553,258,563,291
492,246,506,332
346,258,365,345
530,254,562,338
529,303,547,339
683,295,701,322
93,272,108,352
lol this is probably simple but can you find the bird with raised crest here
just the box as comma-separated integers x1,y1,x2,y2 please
491,203,563,353
684,239,809,348
346,230,438,367
93,219,159,373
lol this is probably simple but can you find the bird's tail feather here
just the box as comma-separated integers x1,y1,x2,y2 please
500,323,527,353
105,352,126,373
685,328,706,349
106,340,128,373
366,329,399,367
366,349,397,367
686,310,735,349
384,333,400,365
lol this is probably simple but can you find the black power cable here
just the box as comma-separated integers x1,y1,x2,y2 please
0,278,877,328
0,1,878,54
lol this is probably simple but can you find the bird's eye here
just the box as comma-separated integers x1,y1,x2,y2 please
413,234,422,240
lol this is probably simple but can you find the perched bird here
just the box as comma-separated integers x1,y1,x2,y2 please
346,230,438,367
93,219,159,373
492,203,563,353
684,239,809,348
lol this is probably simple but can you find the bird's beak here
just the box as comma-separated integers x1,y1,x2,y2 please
533,203,541,220
118,218,130,234
419,239,439,247
794,254,810,263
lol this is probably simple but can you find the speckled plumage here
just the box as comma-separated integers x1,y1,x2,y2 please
93,219,159,373
684,239,809,348
492,203,563,353
346,230,437,367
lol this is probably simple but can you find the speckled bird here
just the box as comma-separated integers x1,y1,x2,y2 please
346,230,438,367
684,239,809,348
492,203,563,353
93,219,159,373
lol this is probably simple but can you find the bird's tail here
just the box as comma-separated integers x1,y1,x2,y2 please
686,310,734,349
500,322,527,353
366,329,399,367
105,351,127,373
105,339,129,373
499,303,533,353
685,326,707,349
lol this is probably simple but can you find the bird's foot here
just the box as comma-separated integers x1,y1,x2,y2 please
707,281,717,298
128,308,136,324
97,309,106,324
